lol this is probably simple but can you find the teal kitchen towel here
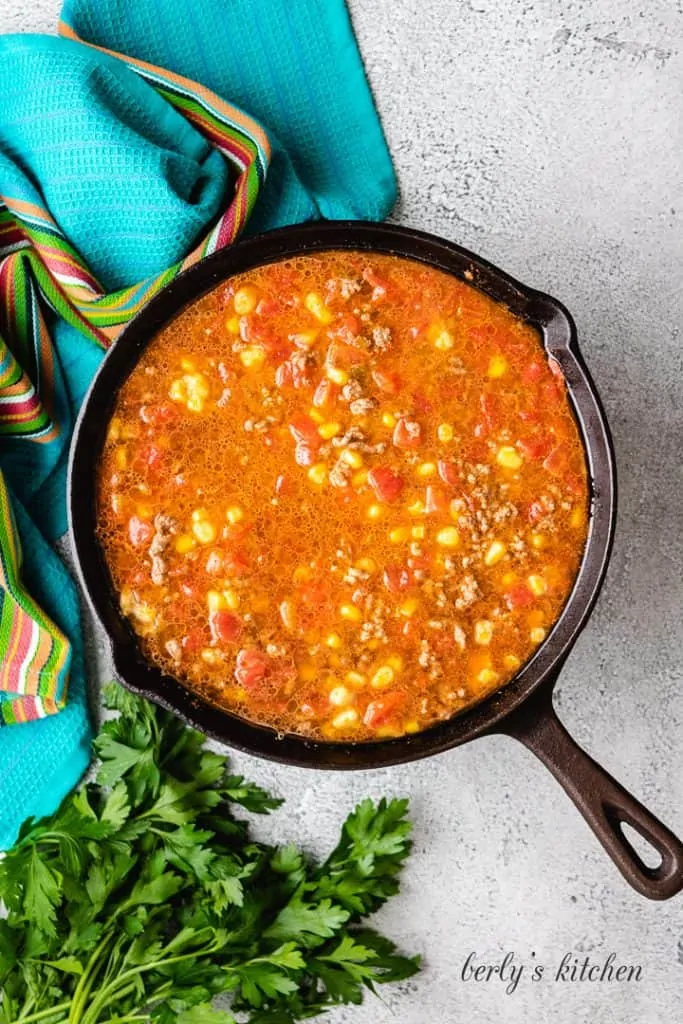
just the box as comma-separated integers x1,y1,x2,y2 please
0,0,396,848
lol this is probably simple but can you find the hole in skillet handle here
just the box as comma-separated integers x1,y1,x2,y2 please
499,677,683,900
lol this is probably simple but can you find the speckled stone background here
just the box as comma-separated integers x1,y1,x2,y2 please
2,1,681,1021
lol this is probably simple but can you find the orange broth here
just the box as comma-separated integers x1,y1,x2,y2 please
97,252,589,740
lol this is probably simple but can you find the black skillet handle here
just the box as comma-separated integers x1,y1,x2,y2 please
498,679,683,900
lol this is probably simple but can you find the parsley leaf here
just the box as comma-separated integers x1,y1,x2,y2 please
0,683,419,1022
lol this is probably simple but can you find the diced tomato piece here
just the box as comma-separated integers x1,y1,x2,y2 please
519,408,540,424
140,402,176,426
255,297,282,317
425,485,448,514
223,549,250,577
504,583,534,610
438,460,460,487
298,578,329,608
519,435,553,461
235,648,271,691
312,377,338,408
182,627,206,654
383,563,411,594
275,362,293,388
368,466,404,502
407,553,431,572
289,415,319,447
393,417,422,449
294,443,315,467
362,266,390,302
543,444,567,476
523,361,543,384
372,369,401,394
133,443,165,474
129,569,148,588
326,341,365,370
412,391,433,415
329,314,360,344
210,611,242,644
128,515,153,547
364,691,407,729
480,392,501,431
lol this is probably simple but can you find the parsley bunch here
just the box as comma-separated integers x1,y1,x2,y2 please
0,684,419,1024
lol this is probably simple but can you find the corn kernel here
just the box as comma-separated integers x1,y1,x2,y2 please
114,446,128,470
477,668,500,686
501,571,517,586
304,291,333,324
437,422,454,442
132,601,155,625
175,533,196,554
528,574,547,596
386,654,404,673
240,346,266,370
345,671,367,688
180,357,196,372
436,526,460,548
307,462,328,486
329,685,352,707
169,379,187,403
326,632,342,649
226,505,244,525
308,407,325,424
487,354,509,378
449,500,462,522
233,285,259,315
352,470,368,488
375,725,401,739
371,665,395,689
201,648,222,665
186,397,204,413
366,638,380,651
193,520,217,545
416,462,436,477
433,328,454,350
367,503,383,519
290,329,318,348
223,588,240,611
407,500,425,516
326,366,348,385
298,662,316,681
207,590,227,613
570,507,584,529
293,566,311,583
226,316,240,334
389,526,410,543
530,627,547,644
411,524,425,539
496,445,523,470
107,417,122,443
341,448,363,469
530,532,547,549
399,597,419,617
331,708,359,729
474,620,494,645
279,600,297,631
318,421,341,440
404,721,420,734
340,603,362,622
484,540,507,566
355,557,376,573
382,411,397,428
504,654,522,671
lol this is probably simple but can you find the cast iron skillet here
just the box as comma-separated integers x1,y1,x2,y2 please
69,222,683,900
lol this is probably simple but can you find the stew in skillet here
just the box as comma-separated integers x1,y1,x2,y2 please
97,252,589,740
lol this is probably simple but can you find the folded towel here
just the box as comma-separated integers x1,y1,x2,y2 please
0,0,396,848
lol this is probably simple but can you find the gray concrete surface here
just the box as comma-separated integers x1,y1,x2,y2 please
3,1,682,1021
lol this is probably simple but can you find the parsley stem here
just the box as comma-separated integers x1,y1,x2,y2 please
8,1003,70,1024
